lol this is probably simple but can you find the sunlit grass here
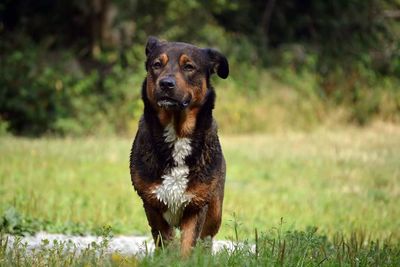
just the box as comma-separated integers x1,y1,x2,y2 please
2,226,399,266
0,123,399,240
222,123,400,240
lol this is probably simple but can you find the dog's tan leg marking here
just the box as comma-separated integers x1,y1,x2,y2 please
179,207,208,257
201,195,222,239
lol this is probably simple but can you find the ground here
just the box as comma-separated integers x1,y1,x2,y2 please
1,123,400,265
1,123,399,239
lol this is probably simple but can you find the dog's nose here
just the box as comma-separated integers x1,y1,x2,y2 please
159,77,176,90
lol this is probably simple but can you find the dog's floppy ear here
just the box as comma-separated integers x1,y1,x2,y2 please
145,36,160,57
205,48,229,79
145,36,161,71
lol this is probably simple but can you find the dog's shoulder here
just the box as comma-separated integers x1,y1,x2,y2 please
130,116,171,182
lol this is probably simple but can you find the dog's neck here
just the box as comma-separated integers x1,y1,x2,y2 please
141,80,215,138
155,108,199,137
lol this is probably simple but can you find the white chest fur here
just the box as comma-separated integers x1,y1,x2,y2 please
153,124,192,226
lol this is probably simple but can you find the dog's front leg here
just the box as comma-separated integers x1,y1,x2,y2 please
143,203,174,248
179,206,208,257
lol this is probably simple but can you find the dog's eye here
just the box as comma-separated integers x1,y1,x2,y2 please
183,63,195,72
152,61,162,70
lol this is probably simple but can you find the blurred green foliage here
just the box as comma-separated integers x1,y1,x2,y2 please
0,0,399,136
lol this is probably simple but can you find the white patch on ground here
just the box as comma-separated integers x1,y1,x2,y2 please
153,123,192,226
5,233,252,256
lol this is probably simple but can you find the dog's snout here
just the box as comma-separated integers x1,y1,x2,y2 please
159,77,176,90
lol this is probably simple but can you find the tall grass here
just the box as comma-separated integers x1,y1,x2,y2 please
1,226,399,266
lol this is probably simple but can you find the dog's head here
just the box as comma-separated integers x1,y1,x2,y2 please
144,36,229,110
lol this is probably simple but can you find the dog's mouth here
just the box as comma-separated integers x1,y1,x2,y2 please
157,96,191,110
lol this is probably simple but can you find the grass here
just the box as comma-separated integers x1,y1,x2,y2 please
1,123,400,265
1,225,399,266
1,123,399,239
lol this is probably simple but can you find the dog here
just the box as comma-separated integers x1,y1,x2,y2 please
130,36,229,256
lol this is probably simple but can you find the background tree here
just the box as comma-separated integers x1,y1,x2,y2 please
0,0,399,135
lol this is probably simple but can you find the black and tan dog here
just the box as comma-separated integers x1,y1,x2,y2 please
130,36,228,256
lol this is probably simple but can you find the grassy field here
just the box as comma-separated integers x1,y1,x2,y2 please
2,228,399,266
1,123,399,239
1,123,400,265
